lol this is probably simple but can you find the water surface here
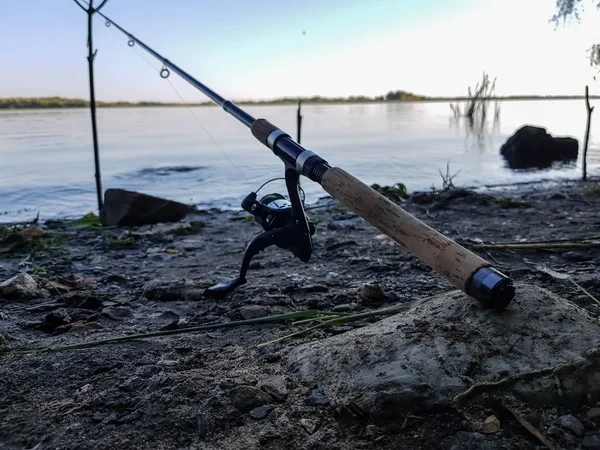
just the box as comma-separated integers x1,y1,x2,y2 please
1,100,598,223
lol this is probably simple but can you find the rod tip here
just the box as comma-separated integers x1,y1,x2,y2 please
469,267,515,310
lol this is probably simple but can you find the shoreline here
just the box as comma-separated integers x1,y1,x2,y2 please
1,176,600,448
1,174,598,227
1,96,598,111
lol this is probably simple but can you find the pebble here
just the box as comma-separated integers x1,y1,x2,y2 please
558,414,585,436
92,411,105,423
40,308,72,332
300,418,319,435
106,412,120,424
587,408,600,421
583,435,600,449
260,377,288,402
249,405,274,420
238,305,272,320
332,303,357,313
305,389,329,406
229,385,273,413
481,415,501,434
356,282,386,307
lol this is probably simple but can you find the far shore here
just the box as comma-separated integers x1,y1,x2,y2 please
1,95,599,111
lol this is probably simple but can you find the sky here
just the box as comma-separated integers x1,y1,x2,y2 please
1,0,600,101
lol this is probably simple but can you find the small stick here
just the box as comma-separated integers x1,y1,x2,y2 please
583,85,595,181
470,242,600,250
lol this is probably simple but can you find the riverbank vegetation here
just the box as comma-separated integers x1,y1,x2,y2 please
2,92,599,110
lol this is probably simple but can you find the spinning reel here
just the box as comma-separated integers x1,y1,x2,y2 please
205,168,315,297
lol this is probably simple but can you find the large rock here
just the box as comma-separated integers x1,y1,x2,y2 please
288,284,600,422
500,125,578,169
100,189,195,226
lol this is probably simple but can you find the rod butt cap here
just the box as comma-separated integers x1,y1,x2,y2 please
469,267,515,310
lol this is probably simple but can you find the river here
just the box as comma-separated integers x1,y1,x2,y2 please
0,100,598,223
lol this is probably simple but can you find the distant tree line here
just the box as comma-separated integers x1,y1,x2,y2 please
1,92,598,110
0,91,426,110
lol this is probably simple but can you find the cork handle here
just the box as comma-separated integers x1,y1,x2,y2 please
321,167,489,291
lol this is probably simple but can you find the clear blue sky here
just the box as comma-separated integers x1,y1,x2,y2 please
0,0,597,101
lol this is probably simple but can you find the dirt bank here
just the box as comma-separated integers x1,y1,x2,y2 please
1,178,599,449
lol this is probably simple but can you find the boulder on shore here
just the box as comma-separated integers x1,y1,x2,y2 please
500,125,578,169
288,284,600,422
100,189,195,227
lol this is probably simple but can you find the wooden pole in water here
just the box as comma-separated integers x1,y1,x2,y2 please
73,0,109,212
583,85,594,181
296,100,303,144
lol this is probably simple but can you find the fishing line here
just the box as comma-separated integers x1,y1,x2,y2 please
128,34,251,185
164,77,250,183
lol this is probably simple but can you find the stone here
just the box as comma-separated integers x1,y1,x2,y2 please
300,418,319,435
547,426,562,436
481,415,501,434
0,273,38,300
228,386,273,413
587,408,600,421
100,188,195,226
238,305,272,320
583,435,600,449
500,125,578,169
288,284,600,421
40,308,72,333
260,376,288,402
92,412,105,423
305,389,329,406
356,282,386,307
249,405,274,420
558,414,585,436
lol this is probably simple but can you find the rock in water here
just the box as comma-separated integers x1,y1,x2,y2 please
288,284,600,422
500,125,578,169
0,273,39,300
100,188,195,226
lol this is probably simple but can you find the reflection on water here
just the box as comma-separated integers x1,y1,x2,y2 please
0,100,598,223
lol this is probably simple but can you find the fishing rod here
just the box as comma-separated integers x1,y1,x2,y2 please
97,10,515,309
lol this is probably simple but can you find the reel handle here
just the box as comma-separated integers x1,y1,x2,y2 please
320,167,514,309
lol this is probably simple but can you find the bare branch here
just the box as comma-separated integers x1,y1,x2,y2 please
94,0,109,12
73,0,88,12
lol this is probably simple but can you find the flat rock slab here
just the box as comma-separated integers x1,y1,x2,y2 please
288,284,600,420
